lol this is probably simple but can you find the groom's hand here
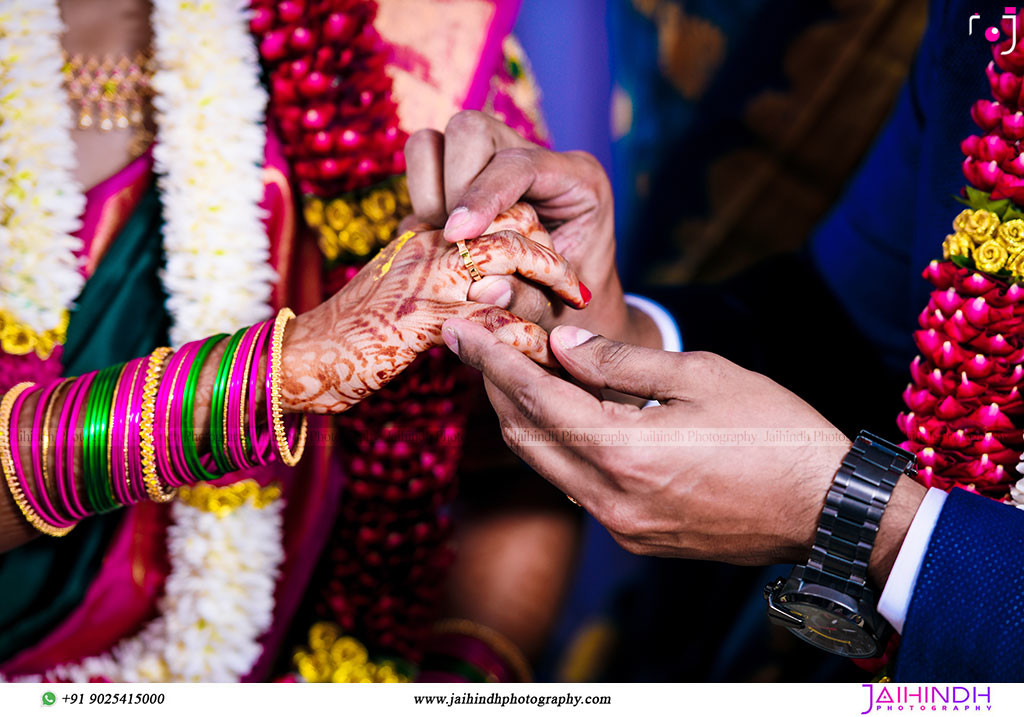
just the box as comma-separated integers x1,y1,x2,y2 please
405,111,659,350
440,317,926,584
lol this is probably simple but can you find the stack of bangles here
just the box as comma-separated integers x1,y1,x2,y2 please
418,619,533,683
0,308,307,537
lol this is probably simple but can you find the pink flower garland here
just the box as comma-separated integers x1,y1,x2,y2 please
900,13,1024,500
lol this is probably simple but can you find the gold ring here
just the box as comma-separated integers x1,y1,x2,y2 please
456,240,483,282
566,494,581,507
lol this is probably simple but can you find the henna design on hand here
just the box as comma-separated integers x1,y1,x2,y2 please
280,205,586,414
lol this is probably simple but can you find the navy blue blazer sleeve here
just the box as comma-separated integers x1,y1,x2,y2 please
895,488,1024,681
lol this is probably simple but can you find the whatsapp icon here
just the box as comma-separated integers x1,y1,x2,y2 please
42,691,56,706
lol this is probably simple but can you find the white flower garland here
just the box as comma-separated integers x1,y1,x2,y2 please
42,491,284,683
2,0,284,683
1009,476,1024,509
151,0,276,346
0,2,85,356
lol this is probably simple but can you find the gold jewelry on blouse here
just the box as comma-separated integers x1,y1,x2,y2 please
62,50,154,153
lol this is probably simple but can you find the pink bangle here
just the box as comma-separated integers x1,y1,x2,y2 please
110,357,145,505
11,384,75,530
107,366,128,505
170,339,218,484
247,320,273,465
154,342,199,488
124,356,149,503
227,321,265,470
40,379,73,519
56,372,96,521
28,380,75,528
226,326,254,469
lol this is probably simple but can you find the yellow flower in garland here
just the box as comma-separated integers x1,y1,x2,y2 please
943,232,974,261
293,622,410,683
303,176,412,261
1007,251,1024,279
997,218,1024,252
953,209,1001,243
177,479,281,517
0,318,35,356
974,239,1010,273
0,309,69,358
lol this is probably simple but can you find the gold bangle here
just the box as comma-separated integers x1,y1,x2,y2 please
433,618,533,682
0,382,75,537
139,347,176,503
456,240,483,281
39,378,71,500
271,308,307,467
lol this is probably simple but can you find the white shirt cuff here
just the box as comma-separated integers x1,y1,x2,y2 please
624,294,682,408
624,294,682,352
877,487,948,634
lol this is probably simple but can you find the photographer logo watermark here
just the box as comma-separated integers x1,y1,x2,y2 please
861,684,993,713
970,7,1018,53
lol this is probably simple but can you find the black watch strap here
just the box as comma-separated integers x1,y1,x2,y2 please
794,432,917,602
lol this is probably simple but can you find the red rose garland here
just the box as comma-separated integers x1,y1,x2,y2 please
899,262,1024,497
899,16,1024,501
963,16,1024,206
252,1,472,663
250,0,406,197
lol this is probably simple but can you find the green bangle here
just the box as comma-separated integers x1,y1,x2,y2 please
95,364,123,512
83,364,123,513
82,366,109,512
180,335,227,482
80,372,100,512
209,328,246,474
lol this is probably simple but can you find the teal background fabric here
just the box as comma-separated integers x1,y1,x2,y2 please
0,181,169,662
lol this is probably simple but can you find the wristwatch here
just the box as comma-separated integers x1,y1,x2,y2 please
763,431,917,658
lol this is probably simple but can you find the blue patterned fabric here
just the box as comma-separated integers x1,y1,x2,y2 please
896,489,1024,681
810,0,991,376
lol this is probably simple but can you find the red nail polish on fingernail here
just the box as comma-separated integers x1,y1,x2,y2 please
579,282,592,305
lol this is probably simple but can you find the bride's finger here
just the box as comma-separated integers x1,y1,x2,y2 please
452,230,589,310
398,215,438,234
481,202,551,248
447,301,555,367
466,203,552,315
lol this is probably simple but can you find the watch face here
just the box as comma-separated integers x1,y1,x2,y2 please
781,600,877,658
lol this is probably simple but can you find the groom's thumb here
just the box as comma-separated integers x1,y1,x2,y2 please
549,326,683,402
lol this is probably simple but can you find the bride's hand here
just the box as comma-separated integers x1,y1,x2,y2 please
404,111,659,351
458,203,564,325
278,227,588,413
